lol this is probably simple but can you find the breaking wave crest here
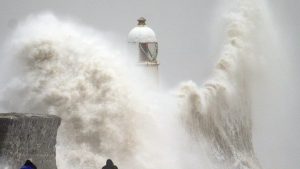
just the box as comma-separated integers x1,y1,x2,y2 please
178,0,262,168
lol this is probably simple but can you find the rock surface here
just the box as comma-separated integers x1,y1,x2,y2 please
0,113,61,169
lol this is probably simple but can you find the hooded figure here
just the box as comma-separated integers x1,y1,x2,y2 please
20,160,37,169
102,159,118,169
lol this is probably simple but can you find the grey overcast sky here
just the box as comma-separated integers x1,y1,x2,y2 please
0,0,299,169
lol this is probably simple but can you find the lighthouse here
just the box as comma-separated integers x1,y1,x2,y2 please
128,17,159,88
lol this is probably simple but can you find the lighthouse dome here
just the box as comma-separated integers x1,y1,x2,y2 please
128,17,157,43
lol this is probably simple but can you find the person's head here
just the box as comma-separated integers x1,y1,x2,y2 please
24,160,33,166
106,159,113,166
24,160,37,169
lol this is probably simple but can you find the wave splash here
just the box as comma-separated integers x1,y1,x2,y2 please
178,0,263,169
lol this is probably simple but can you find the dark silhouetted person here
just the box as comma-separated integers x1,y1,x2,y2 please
102,159,118,169
20,160,37,169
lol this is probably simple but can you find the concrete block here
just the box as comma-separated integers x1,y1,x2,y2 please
0,113,61,169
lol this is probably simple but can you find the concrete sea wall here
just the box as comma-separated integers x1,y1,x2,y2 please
0,113,61,169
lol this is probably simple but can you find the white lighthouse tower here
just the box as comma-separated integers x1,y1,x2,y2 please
128,17,159,88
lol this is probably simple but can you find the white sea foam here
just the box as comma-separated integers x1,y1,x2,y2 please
178,0,265,168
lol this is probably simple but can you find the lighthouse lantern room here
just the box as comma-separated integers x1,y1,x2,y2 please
128,17,159,87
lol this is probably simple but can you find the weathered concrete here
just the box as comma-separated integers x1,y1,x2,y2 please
0,113,61,169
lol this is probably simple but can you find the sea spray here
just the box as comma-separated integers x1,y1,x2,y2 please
178,0,262,168
0,13,146,169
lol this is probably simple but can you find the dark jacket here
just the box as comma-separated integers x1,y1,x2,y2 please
21,166,35,169
102,159,118,169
